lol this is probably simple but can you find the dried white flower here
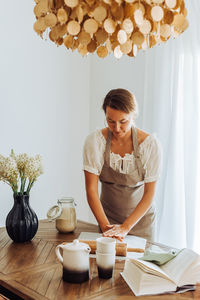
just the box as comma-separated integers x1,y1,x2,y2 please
0,155,19,191
0,150,43,195
16,153,29,176
24,155,43,181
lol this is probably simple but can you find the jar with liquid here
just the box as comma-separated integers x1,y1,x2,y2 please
47,197,77,233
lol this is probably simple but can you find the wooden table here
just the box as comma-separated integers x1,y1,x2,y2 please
0,220,199,300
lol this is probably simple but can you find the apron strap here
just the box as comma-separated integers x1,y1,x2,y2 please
104,129,112,165
132,126,145,178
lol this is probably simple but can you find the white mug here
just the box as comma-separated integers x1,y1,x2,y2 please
96,237,116,253
96,251,116,279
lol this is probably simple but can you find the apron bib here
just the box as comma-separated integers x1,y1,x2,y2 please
99,127,156,241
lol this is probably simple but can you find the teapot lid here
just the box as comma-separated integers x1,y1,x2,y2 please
63,239,90,252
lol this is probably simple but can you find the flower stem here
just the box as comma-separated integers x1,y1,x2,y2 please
20,177,26,194
12,183,18,194
21,177,26,194
3,180,18,194
26,180,35,195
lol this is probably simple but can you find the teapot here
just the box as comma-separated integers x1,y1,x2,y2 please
55,239,91,283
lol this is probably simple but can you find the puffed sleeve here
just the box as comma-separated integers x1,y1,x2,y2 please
139,135,162,183
83,130,105,176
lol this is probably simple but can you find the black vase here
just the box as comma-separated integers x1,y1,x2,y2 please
6,193,38,243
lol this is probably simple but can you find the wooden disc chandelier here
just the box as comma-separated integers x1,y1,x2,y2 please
33,0,189,59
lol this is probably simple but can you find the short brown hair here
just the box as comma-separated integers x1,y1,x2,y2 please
102,88,138,116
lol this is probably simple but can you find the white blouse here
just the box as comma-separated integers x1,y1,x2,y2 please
83,129,162,183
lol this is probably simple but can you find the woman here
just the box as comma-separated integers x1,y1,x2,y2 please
83,88,161,242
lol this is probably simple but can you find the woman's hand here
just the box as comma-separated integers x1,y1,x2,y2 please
102,224,129,241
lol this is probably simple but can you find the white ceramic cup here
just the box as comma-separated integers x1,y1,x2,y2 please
96,237,116,253
96,251,116,279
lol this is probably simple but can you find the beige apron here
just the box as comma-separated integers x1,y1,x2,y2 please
99,127,156,241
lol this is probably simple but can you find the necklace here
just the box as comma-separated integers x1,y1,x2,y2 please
118,142,124,146
112,138,125,147
111,130,132,147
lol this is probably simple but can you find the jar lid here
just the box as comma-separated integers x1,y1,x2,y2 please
63,239,90,252
46,205,62,220
58,197,74,204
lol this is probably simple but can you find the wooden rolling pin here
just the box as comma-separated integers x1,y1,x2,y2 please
79,240,144,256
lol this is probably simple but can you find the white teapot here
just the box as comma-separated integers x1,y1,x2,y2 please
55,239,91,283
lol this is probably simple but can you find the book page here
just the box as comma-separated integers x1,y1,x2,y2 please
121,259,177,296
172,257,200,286
130,259,174,283
161,248,200,285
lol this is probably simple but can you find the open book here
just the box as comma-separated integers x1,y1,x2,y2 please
121,248,200,296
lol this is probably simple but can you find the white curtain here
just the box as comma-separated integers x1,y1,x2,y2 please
140,1,200,252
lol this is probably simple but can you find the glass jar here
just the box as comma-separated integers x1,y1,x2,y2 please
47,197,77,233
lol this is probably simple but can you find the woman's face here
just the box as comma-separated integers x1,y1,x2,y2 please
105,106,134,138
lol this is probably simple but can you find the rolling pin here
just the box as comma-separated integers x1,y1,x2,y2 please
79,240,144,256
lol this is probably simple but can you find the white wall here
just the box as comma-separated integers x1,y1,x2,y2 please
89,54,146,132
0,1,91,226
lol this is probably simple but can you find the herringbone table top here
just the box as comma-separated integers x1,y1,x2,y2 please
0,220,199,300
